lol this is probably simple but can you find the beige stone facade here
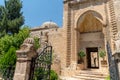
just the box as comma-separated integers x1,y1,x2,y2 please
30,0,120,77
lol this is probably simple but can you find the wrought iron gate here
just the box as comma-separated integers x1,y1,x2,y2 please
29,46,52,80
0,65,15,80
106,42,119,80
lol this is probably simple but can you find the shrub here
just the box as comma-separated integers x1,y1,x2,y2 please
33,67,45,80
0,27,29,79
33,69,58,80
0,46,16,79
34,37,40,49
78,50,86,58
99,50,106,60
78,50,85,64
50,70,58,80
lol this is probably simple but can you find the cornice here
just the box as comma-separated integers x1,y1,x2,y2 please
64,0,107,6
63,0,73,4
30,27,49,32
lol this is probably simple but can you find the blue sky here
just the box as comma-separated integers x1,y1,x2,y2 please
0,0,63,28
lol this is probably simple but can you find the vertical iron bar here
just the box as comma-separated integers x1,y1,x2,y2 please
30,46,52,80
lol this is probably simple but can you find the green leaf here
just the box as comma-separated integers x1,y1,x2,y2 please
78,50,86,58
0,27,29,79
98,50,106,58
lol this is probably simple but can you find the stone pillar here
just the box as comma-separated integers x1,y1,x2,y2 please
112,31,120,79
113,51,120,79
13,38,37,80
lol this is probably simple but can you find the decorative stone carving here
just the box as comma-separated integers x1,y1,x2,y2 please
16,38,36,58
23,38,34,44
115,32,120,51
14,38,37,80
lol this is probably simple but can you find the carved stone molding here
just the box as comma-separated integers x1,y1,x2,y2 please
108,0,118,40
16,38,36,59
64,0,107,7
114,32,120,51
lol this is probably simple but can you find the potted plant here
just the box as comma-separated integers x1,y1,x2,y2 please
98,50,107,65
77,50,86,70
78,50,86,64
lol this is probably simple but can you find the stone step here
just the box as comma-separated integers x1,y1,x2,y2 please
79,71,107,75
76,73,106,78
72,70,108,80
72,75,105,80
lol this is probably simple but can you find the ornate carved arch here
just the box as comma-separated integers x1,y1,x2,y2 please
75,10,106,30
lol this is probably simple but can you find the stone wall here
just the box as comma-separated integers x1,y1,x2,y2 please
28,0,120,77
30,27,67,75
63,0,109,68
79,32,104,49
79,32,105,69
62,0,110,76
48,28,66,75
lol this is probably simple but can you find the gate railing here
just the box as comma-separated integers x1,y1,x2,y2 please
0,65,15,80
29,46,52,80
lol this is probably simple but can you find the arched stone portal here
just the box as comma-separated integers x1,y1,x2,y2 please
76,11,105,69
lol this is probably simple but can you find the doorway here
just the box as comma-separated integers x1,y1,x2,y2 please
86,47,99,69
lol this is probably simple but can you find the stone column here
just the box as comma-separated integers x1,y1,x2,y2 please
112,31,120,79
113,51,120,79
13,38,37,80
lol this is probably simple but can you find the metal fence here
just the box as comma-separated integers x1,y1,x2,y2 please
0,46,52,80
29,46,52,80
0,65,15,80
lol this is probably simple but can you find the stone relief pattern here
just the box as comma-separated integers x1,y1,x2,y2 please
114,0,120,26
115,31,120,51
108,0,118,40
66,5,72,67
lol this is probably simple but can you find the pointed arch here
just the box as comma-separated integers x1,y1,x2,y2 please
75,10,106,30
75,10,105,33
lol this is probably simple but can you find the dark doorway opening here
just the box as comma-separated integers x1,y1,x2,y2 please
86,47,99,69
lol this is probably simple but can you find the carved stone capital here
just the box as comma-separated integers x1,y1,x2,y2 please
113,51,120,61
16,38,37,59
14,38,37,80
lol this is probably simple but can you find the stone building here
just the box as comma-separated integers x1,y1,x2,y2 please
30,0,120,79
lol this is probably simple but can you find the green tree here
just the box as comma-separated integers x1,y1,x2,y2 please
0,0,24,36
0,27,29,79
0,6,7,37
